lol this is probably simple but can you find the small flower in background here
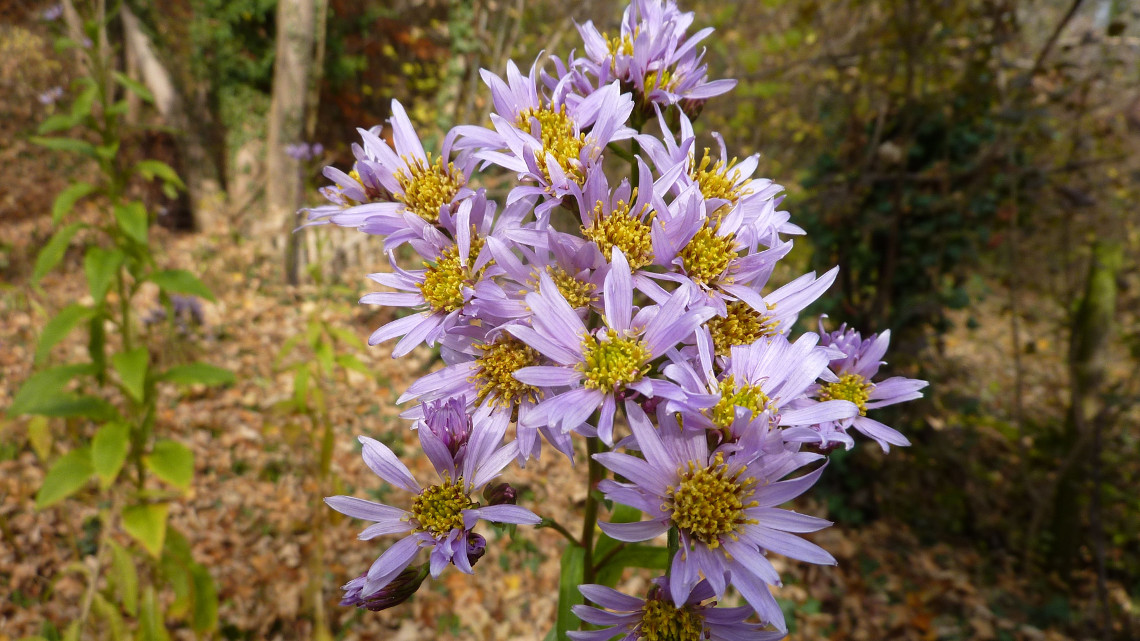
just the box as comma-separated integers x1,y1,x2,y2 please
285,142,324,161
41,3,63,21
144,295,205,334
38,86,64,106
571,578,780,641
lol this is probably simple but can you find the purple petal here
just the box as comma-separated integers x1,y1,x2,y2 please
464,504,541,527
359,435,421,492
596,518,669,542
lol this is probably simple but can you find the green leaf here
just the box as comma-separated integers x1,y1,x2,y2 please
91,422,130,489
52,182,98,224
35,447,93,510
27,416,52,460
84,246,122,303
157,363,234,386
335,353,373,378
35,303,94,366
32,221,83,284
122,503,169,558
108,540,138,616
111,347,148,403
190,564,219,635
161,554,192,619
144,440,193,490
25,395,119,421
554,544,585,640
8,363,94,417
95,141,120,162
112,71,154,103
112,201,148,245
29,136,97,157
148,269,215,302
329,326,366,350
133,160,185,191
38,113,80,135
92,593,126,641
138,586,171,641
70,81,98,120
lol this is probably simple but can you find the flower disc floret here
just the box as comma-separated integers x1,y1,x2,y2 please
474,335,543,407
668,453,758,548
516,105,587,185
706,301,779,357
691,148,750,204
394,152,466,222
581,195,655,270
708,375,771,429
819,373,873,415
529,266,597,309
578,329,650,390
639,597,704,641
411,478,476,537
680,223,738,286
418,238,485,312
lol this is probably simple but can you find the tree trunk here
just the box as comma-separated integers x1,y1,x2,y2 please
265,0,316,286
120,5,223,231
1048,241,1122,573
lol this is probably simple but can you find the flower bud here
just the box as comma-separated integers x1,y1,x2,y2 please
466,532,487,567
482,482,517,506
339,564,429,612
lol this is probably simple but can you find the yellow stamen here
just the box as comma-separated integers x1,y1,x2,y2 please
515,105,587,186
818,373,873,415
706,301,780,357
668,453,758,548
411,477,475,536
418,237,485,313
690,148,750,204
581,192,655,270
578,329,650,390
473,335,543,408
679,223,739,287
394,153,466,223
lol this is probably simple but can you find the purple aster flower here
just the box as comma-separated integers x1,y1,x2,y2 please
41,4,63,21
594,401,835,631
511,248,714,445
663,331,859,444
574,0,736,115
571,577,779,641
798,323,928,452
360,198,498,357
306,99,475,248
325,414,540,605
455,60,635,220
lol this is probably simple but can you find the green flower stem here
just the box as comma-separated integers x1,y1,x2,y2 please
592,541,627,573
581,435,604,588
539,517,581,546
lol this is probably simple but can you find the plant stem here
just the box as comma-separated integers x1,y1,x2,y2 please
592,542,626,573
581,436,603,587
540,518,581,546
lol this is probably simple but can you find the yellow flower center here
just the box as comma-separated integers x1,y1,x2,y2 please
690,148,750,204
639,598,704,641
644,67,679,93
818,373,872,415
418,237,485,313
530,266,597,309
578,329,650,390
411,477,475,537
679,223,739,287
581,193,656,270
473,335,543,408
707,375,771,430
668,453,758,548
706,301,780,357
393,153,466,223
515,105,587,186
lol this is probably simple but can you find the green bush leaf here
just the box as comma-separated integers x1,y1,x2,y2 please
92,593,126,641
70,81,98,120
32,221,84,284
554,545,585,640
112,201,148,245
92,422,130,489
148,270,215,302
123,504,169,558
8,363,94,417
30,136,97,157
27,416,53,460
145,440,194,490
35,447,93,510
35,303,94,366
111,347,148,403
157,363,234,386
138,586,172,641
190,564,219,635
134,160,185,191
27,395,119,421
112,71,154,104
52,182,97,224
84,246,122,304
38,113,80,135
108,540,138,616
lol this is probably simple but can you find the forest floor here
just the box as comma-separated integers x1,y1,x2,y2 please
1,206,1134,641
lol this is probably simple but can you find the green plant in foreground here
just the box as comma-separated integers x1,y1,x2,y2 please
11,9,232,641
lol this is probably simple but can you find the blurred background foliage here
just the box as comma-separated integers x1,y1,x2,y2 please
2,0,1139,639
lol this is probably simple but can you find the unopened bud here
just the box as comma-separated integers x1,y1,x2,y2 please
466,532,487,567
340,563,429,612
482,482,517,506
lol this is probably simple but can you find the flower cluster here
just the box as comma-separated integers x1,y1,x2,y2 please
314,0,926,635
